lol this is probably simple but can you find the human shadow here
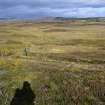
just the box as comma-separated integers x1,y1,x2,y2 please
10,81,36,105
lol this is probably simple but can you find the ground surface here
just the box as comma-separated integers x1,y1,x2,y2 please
0,21,105,105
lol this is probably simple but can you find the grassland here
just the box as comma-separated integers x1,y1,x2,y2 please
0,20,105,105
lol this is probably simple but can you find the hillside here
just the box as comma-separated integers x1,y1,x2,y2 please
0,21,105,105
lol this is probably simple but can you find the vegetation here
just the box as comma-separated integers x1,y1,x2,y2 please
0,21,105,105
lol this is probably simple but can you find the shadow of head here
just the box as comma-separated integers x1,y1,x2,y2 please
10,81,36,105
23,81,31,90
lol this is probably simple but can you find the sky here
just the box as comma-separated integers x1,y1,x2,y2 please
0,0,105,19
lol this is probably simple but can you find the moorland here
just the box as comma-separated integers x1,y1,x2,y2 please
0,20,105,105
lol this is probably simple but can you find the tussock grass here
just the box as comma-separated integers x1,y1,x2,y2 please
0,21,105,105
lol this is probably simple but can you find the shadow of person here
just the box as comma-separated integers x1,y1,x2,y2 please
10,81,36,105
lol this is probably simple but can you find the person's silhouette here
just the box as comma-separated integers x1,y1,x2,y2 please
10,81,36,105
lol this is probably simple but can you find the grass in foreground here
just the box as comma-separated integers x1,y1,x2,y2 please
0,21,105,105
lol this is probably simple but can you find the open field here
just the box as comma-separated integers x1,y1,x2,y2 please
0,21,105,105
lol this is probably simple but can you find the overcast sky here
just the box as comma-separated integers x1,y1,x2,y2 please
0,0,105,19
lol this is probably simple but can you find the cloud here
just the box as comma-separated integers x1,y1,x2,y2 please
0,0,105,18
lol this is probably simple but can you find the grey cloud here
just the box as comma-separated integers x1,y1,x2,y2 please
0,0,105,18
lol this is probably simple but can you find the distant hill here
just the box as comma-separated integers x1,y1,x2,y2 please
36,17,105,22
0,17,15,20
1,17,105,22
